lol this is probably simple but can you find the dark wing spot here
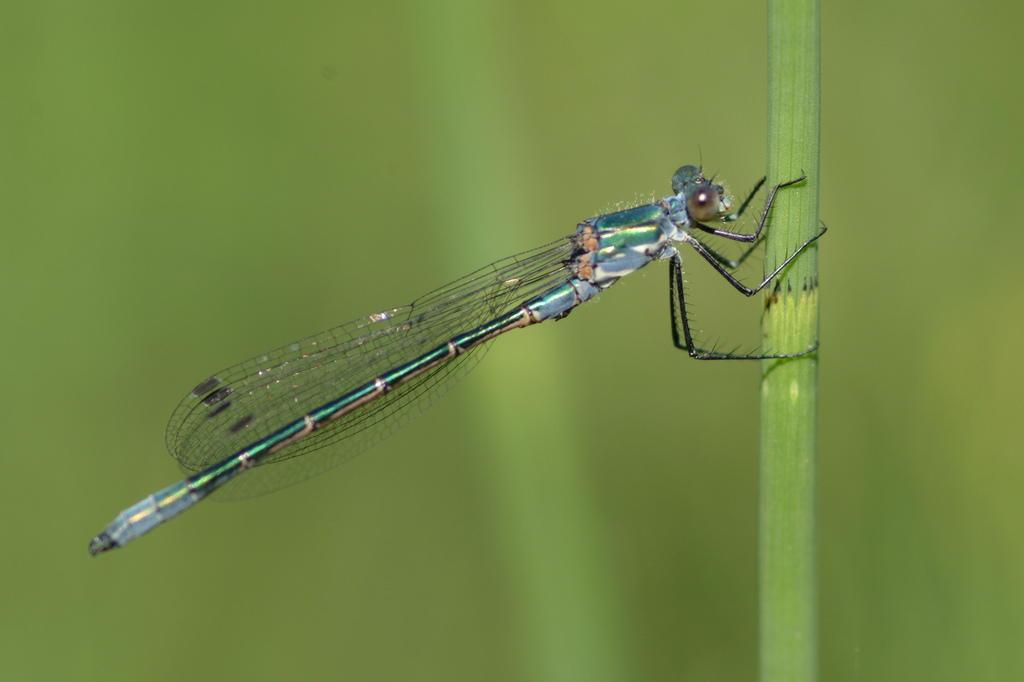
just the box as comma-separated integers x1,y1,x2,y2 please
208,400,232,418
190,376,222,398
202,387,233,407
229,414,254,433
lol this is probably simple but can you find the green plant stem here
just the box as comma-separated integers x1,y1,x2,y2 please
760,0,821,681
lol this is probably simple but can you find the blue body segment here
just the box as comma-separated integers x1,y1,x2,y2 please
89,164,822,554
524,280,599,320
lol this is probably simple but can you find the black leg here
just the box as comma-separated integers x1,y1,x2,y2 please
693,232,766,271
668,223,827,360
687,224,826,297
669,254,746,359
668,254,697,354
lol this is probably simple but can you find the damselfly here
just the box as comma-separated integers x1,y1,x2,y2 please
89,165,825,554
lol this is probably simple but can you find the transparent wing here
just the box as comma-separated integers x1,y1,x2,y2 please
165,237,576,499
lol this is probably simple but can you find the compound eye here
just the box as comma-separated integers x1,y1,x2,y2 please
687,185,722,222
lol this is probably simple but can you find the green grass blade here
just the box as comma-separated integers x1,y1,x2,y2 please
760,0,821,680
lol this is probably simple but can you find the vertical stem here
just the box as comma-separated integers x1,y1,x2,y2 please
760,0,821,681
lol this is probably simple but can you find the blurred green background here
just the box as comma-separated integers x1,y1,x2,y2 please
3,1,1022,680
